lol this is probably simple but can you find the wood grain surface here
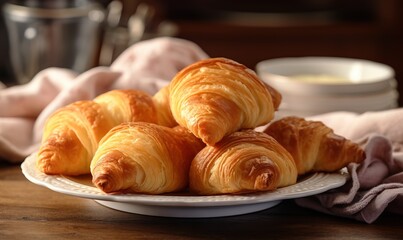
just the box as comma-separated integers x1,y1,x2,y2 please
0,161,402,240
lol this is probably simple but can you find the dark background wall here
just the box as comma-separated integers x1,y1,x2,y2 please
1,0,402,105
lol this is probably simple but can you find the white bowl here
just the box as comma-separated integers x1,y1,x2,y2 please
276,101,399,118
280,88,399,113
256,57,396,95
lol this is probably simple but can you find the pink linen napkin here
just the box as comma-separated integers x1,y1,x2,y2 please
294,109,403,223
0,37,208,162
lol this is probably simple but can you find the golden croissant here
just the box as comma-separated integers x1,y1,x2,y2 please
152,86,177,128
189,129,298,195
169,57,281,145
36,89,160,175
91,122,205,194
264,116,366,175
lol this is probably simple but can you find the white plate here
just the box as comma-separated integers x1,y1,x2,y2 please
276,101,399,119
21,153,348,218
281,88,398,111
256,57,396,95
280,91,398,115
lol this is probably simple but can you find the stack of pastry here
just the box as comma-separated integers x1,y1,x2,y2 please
36,57,365,195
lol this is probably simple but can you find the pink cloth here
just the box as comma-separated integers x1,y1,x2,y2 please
295,110,403,223
0,37,208,162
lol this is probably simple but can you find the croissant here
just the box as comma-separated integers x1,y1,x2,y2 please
91,122,205,194
152,86,177,127
189,129,297,195
264,116,366,175
36,89,159,175
169,57,281,146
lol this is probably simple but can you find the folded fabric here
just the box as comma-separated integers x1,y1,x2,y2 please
307,109,403,153
0,37,208,162
295,110,403,223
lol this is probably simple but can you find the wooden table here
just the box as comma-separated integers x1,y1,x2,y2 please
1,161,402,240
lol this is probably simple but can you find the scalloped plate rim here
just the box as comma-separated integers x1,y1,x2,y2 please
21,152,348,208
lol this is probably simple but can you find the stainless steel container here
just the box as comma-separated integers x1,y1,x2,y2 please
3,0,105,84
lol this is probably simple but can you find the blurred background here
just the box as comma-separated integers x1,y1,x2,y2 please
1,0,402,105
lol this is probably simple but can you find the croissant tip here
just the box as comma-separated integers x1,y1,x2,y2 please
36,151,62,175
198,129,220,146
93,174,115,193
255,172,275,191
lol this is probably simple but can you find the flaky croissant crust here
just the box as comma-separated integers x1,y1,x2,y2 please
36,89,160,175
189,129,297,195
264,116,365,175
94,89,159,126
36,100,114,175
169,57,281,145
152,86,177,127
91,122,205,194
